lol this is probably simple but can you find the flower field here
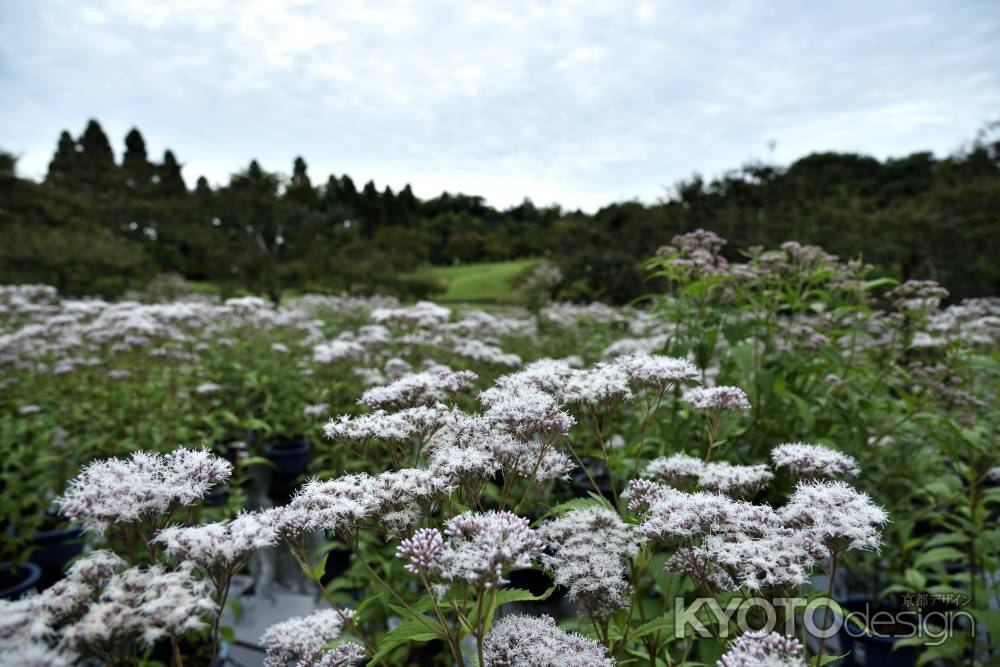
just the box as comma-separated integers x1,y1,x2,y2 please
1,231,998,666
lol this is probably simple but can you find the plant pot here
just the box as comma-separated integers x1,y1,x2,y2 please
834,597,920,667
149,637,230,666
263,437,311,477
0,562,41,599
319,548,353,587
30,523,85,590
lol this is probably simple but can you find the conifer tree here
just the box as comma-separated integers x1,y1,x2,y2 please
46,131,79,187
123,128,152,190
78,120,116,192
158,150,187,196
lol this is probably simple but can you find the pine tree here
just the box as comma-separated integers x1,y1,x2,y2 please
360,180,385,238
78,119,116,192
122,128,152,190
195,175,212,198
45,131,79,187
286,156,316,205
157,150,187,196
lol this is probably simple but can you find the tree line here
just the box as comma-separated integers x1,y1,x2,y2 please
1,119,997,302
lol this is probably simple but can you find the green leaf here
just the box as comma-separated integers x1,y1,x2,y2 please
914,546,966,568
311,553,329,581
904,568,927,590
630,612,676,639
492,586,554,606
366,620,443,665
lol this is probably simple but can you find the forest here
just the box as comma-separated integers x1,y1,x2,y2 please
2,118,999,303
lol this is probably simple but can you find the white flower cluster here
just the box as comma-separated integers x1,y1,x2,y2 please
58,447,232,532
155,512,278,571
452,339,521,367
770,443,859,478
358,368,477,409
683,386,751,412
717,630,806,667
428,511,543,589
537,506,641,614
483,614,615,667
780,480,888,557
102,563,215,645
614,352,700,392
559,363,633,406
631,483,816,590
271,467,453,537
260,609,358,667
645,454,773,496
480,386,575,440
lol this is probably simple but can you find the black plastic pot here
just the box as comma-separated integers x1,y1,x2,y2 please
29,523,85,590
0,562,41,599
570,458,616,500
149,637,230,666
834,597,920,667
263,437,311,477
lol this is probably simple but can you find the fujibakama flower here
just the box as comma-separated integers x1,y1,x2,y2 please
358,369,477,409
537,507,640,614
384,357,412,379
272,468,452,538
0,644,71,667
194,382,222,395
780,480,888,557
312,339,366,364
129,563,215,643
645,454,706,488
58,447,232,533
683,386,751,412
371,300,451,326
717,630,806,667
559,363,633,406
453,338,522,366
323,411,414,444
437,511,542,588
614,352,700,392
305,643,367,667
260,609,354,667
696,523,815,590
483,614,615,667
665,547,736,591
396,403,457,441
62,563,214,650
890,279,949,313
644,456,773,496
697,461,773,496
623,478,683,515
636,485,817,588
155,512,278,571
270,342,290,353
480,386,574,440
18,404,41,416
303,403,329,419
397,528,444,574
488,358,576,396
770,443,859,478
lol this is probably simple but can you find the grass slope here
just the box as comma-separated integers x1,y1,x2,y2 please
415,258,536,302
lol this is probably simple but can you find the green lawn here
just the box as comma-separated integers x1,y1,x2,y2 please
414,259,537,302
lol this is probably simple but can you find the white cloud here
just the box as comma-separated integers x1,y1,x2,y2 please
1,0,998,211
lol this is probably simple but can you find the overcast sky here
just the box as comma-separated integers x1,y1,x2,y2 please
2,0,998,211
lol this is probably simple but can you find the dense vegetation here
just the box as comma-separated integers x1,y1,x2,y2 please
1,233,998,665
2,119,998,303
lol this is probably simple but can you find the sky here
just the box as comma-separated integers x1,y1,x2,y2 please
2,0,999,211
